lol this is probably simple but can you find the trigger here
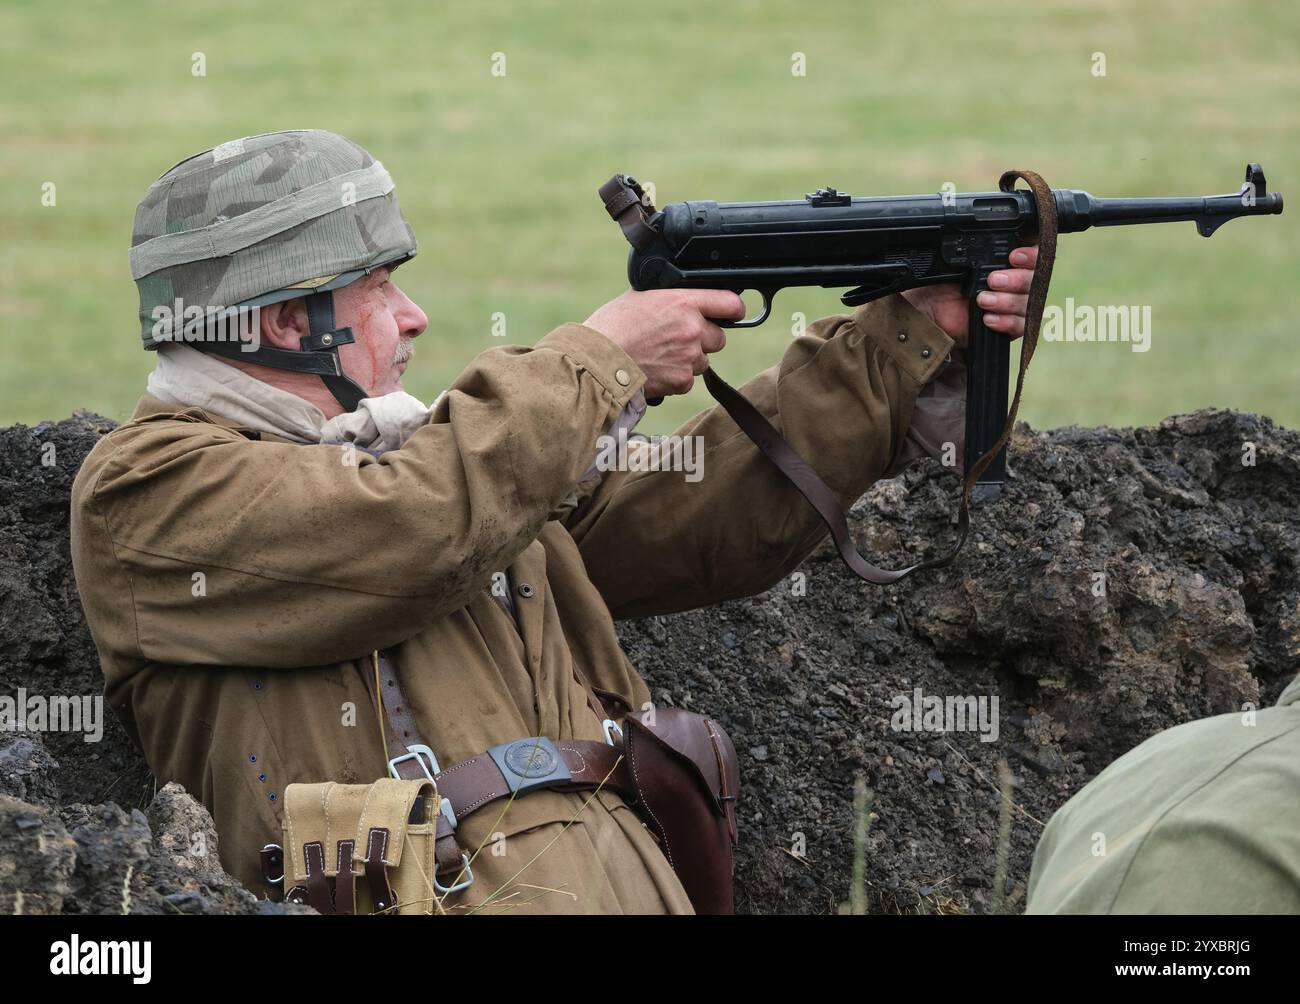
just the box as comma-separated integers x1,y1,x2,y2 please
724,289,774,329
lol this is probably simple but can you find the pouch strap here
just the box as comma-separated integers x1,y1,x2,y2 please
434,813,464,875
335,839,356,915
353,777,430,871
304,841,334,915
364,827,395,913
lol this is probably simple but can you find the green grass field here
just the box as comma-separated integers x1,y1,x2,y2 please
2,0,1296,434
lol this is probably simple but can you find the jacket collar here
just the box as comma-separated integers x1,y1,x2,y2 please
128,394,295,443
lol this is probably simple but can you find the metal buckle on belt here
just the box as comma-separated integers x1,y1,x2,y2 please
388,743,459,830
602,719,623,746
486,736,573,795
434,852,475,895
389,743,440,780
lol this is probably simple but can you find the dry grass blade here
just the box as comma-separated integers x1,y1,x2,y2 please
436,736,562,909
848,775,873,916
942,740,1045,829
466,754,625,916
989,758,1014,915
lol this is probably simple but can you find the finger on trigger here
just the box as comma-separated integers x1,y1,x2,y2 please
692,288,747,321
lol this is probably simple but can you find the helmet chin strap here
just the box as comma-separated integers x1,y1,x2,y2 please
189,290,370,412
301,291,369,412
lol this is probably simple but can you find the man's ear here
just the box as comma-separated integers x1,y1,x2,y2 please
258,297,308,350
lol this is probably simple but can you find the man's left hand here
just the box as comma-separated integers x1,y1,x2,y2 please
900,245,1039,348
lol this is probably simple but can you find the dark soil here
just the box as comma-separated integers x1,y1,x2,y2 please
2,409,1297,914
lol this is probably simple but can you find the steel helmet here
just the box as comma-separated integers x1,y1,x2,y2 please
129,129,418,410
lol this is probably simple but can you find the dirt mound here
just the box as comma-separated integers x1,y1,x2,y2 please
2,409,1297,914
0,415,307,914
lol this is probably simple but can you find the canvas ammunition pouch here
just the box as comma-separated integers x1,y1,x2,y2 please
273,778,443,915
265,652,740,914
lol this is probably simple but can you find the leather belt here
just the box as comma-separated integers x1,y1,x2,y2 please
433,737,634,819
370,651,636,888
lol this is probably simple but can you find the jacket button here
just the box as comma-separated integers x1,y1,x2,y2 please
921,348,932,358
897,331,908,342
615,369,631,386
517,583,535,598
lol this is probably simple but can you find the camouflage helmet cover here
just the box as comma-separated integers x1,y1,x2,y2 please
130,130,418,347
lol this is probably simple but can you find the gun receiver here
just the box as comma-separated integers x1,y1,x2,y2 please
602,165,1283,490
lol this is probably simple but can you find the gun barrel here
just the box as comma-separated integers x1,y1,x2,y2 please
1056,186,1283,237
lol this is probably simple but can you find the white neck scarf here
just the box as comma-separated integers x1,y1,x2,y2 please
146,344,436,452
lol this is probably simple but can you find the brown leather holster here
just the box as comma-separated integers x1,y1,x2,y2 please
622,707,740,914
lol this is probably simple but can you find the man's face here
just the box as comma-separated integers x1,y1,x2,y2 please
331,266,429,397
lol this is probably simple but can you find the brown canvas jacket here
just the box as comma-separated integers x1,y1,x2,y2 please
70,295,952,913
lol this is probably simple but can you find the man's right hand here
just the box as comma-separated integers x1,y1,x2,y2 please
583,289,746,398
